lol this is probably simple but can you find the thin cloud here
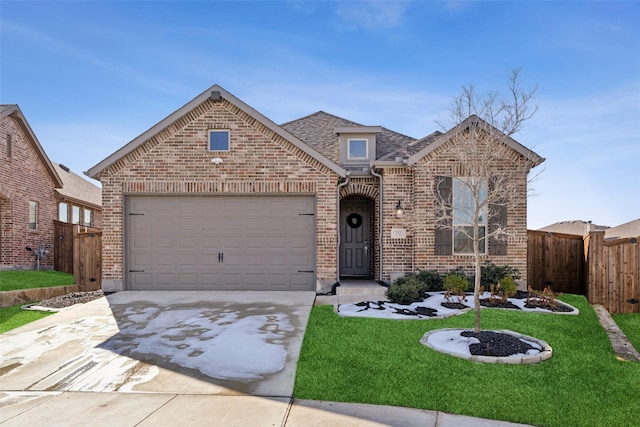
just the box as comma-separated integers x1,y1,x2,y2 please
335,0,411,31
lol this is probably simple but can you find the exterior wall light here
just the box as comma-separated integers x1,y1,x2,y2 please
396,200,405,218
211,157,223,165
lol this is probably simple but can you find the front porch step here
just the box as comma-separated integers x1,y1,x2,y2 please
336,281,388,297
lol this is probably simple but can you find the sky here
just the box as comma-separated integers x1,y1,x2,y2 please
1,0,639,229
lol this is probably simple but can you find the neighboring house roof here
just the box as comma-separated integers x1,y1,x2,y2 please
87,85,347,179
406,115,545,167
281,111,418,162
604,218,640,240
538,220,610,236
0,104,63,188
52,163,102,209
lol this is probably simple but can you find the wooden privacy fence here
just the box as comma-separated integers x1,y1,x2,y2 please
527,230,586,295
54,221,102,291
527,229,640,314
586,231,640,314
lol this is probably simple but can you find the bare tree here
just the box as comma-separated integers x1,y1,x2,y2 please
433,68,543,332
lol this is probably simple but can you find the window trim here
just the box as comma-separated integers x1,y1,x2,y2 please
452,177,487,255
58,202,68,222
84,209,92,226
72,205,81,225
208,129,230,152
28,201,38,231
347,138,368,160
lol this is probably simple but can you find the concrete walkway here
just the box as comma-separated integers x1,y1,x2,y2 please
0,392,532,426
592,304,640,362
0,291,532,427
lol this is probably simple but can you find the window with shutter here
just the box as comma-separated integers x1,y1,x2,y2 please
452,178,487,255
434,176,452,255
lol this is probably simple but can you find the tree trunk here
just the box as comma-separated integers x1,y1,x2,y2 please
474,224,482,332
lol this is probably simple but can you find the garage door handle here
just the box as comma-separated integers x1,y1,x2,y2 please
129,269,144,273
218,252,224,263
298,270,314,273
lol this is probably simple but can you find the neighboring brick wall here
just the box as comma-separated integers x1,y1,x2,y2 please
0,115,57,269
97,98,339,291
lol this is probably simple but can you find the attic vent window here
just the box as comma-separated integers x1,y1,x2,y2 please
348,139,368,160
209,130,230,151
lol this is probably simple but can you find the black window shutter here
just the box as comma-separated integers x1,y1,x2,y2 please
435,176,452,255
488,177,507,255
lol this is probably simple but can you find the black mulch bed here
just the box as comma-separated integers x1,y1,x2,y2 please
392,306,439,317
479,299,521,310
354,301,388,311
461,330,540,357
441,302,469,310
524,301,574,313
353,301,439,317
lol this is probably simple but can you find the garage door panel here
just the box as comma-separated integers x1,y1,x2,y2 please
126,195,316,291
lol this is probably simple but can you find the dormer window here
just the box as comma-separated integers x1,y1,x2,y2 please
336,126,382,166
348,139,368,160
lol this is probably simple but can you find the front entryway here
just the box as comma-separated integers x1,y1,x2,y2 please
339,199,372,278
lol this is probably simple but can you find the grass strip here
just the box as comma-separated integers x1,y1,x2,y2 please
0,270,74,291
294,295,640,427
0,304,54,334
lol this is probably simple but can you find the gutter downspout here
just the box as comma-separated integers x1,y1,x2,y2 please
336,174,350,283
370,167,384,282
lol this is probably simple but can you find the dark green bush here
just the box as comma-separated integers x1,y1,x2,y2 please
386,276,423,304
414,269,444,292
480,262,521,288
443,272,470,294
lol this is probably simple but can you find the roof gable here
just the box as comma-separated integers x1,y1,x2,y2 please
407,115,544,167
87,86,346,179
0,104,63,188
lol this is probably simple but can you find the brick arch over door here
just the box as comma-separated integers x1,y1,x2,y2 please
339,183,379,200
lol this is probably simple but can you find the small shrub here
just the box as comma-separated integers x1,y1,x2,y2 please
414,269,444,292
527,286,562,309
480,262,521,288
386,276,422,305
498,275,518,301
443,272,469,303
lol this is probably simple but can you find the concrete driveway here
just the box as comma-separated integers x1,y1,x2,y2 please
0,290,534,427
0,291,315,397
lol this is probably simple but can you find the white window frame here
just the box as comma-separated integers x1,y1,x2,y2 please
72,205,81,225
84,209,92,226
208,129,230,151
452,177,487,255
58,202,68,222
347,138,368,160
28,201,38,230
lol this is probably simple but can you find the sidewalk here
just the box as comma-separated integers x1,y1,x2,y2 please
0,391,533,427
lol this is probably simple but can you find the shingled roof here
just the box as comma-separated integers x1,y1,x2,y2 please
280,111,419,163
53,163,102,209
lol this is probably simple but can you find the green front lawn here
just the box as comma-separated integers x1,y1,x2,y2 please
612,313,640,351
0,304,54,334
0,270,74,292
294,295,640,427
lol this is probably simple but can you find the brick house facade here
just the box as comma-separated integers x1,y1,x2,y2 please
88,85,543,292
1,105,62,269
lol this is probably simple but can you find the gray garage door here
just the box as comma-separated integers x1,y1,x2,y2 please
125,195,316,291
